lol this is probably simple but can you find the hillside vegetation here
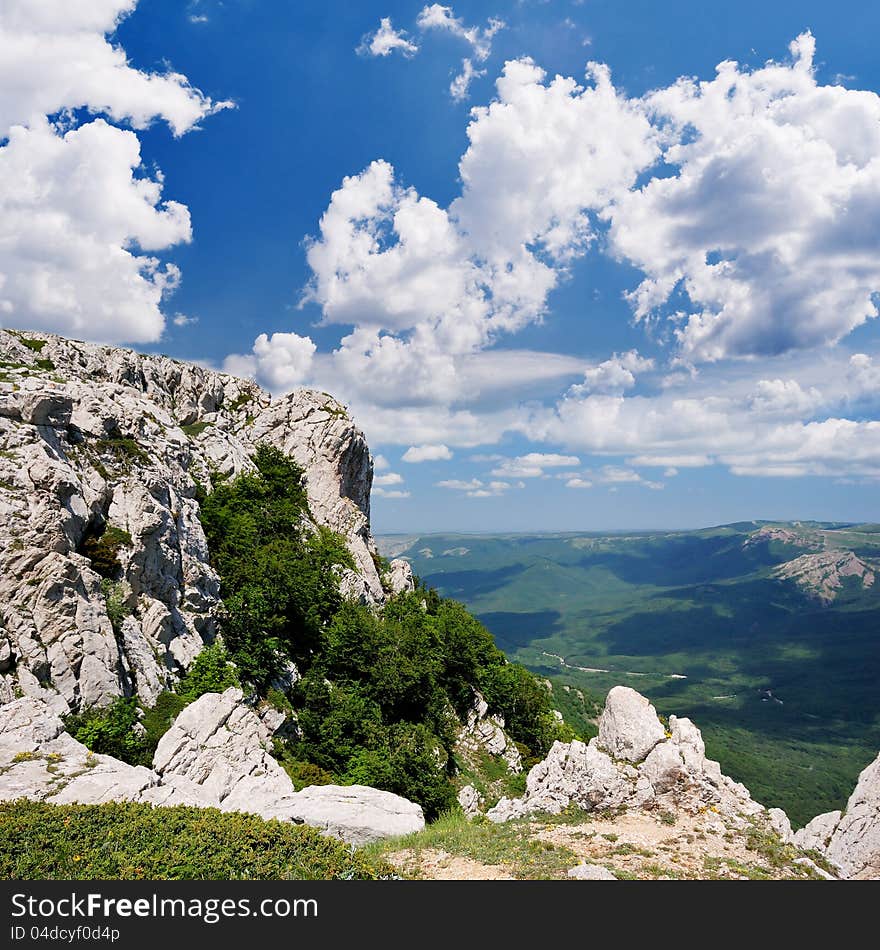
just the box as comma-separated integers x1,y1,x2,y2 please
0,801,393,880
68,446,572,819
381,525,880,825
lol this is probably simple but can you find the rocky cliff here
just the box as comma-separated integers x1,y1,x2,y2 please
0,328,400,717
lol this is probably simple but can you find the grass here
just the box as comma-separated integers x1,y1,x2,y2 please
364,809,578,879
181,421,211,438
0,800,396,880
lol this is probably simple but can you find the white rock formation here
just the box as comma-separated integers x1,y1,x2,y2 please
488,687,763,824
457,691,522,774
386,558,416,596
597,686,667,763
797,752,880,879
773,550,876,603
457,783,483,818
0,329,387,715
0,689,424,845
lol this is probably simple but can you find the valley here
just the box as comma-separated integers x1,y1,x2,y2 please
379,522,880,826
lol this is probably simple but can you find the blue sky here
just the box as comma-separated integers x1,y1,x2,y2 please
2,1,880,531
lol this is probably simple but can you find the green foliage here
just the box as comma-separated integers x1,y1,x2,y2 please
176,642,239,702
100,579,131,633
181,421,211,438
95,436,149,467
34,357,55,371
196,445,566,818
64,698,149,766
480,664,558,756
18,336,46,353
80,524,133,579
200,444,350,688
0,801,395,880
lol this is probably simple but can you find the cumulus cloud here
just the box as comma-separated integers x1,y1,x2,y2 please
223,332,316,390
402,443,453,463
450,59,485,101
610,32,880,361
0,1,230,136
565,477,593,489
374,471,404,486
573,351,654,395
373,487,411,499
357,17,419,58
437,477,509,497
0,1,226,343
0,118,190,342
491,452,580,478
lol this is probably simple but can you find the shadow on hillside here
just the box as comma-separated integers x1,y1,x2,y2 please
476,610,564,652
422,563,529,600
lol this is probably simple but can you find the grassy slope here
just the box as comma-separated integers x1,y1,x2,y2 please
379,523,880,826
0,801,394,880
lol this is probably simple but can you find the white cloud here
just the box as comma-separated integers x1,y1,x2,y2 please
610,32,880,361
565,477,593,489
437,477,509,497
223,332,316,390
374,472,404,486
0,1,230,137
491,452,580,478
0,118,190,342
749,378,823,416
450,59,485,102
416,5,504,63
189,15,209,25
373,487,411,499
402,443,453,463
0,2,226,343
573,350,654,395
373,454,390,471
357,17,419,58
172,313,197,327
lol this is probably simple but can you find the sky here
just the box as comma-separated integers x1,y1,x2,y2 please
2,1,880,532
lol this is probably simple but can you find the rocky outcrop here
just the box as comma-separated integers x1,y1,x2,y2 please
0,329,386,715
795,752,880,879
488,686,762,826
773,550,876,603
0,688,424,845
386,558,416,596
597,686,666,763
456,691,522,774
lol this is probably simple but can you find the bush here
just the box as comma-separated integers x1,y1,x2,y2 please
480,663,559,756
64,698,148,766
100,579,131,633
177,642,239,702
80,524,133,579
0,801,395,880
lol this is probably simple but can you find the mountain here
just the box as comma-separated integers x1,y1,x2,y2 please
0,329,878,880
378,524,880,825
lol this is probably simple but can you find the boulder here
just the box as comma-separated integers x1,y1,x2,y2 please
597,686,666,763
282,785,425,846
567,863,617,880
458,784,483,818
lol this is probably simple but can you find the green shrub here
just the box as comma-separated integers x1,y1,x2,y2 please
100,579,131,633
141,691,188,753
177,642,239,702
80,523,133,579
64,698,148,766
0,801,395,880
18,336,46,353
480,663,558,756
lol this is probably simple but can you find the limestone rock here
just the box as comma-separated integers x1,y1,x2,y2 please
567,863,617,880
458,784,483,818
281,784,425,846
457,691,522,774
597,686,666,763
0,329,390,715
793,810,842,853
386,559,415,596
823,752,880,879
